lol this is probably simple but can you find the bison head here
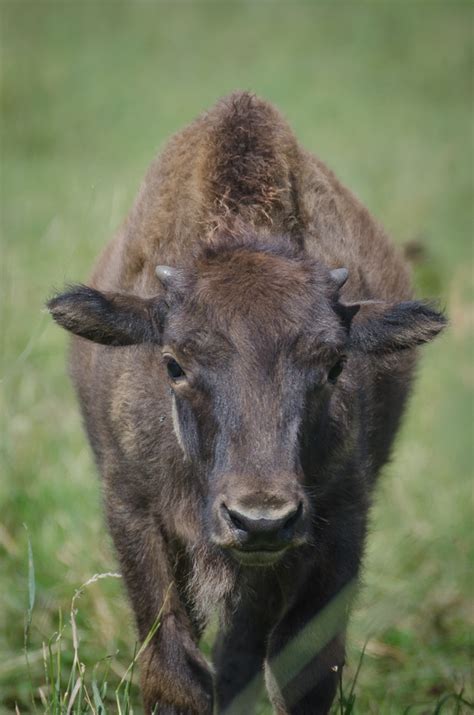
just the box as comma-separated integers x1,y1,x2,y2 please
48,236,445,566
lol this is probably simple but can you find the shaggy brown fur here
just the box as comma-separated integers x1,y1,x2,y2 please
48,92,445,714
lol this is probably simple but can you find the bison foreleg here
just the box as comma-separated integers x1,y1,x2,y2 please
265,635,344,715
265,580,352,715
105,495,214,714
213,601,272,713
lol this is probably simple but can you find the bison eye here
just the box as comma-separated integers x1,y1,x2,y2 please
327,357,345,384
165,357,186,382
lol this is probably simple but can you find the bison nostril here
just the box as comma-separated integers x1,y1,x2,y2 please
282,502,303,532
222,504,247,533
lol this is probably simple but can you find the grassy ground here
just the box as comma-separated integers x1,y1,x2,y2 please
1,1,472,713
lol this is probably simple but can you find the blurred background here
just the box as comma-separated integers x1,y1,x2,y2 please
1,2,472,713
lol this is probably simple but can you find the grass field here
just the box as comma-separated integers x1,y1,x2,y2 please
1,2,472,713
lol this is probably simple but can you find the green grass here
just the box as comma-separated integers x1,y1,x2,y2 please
1,1,472,712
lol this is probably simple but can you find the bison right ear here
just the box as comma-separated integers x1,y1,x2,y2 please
342,299,446,354
47,285,164,346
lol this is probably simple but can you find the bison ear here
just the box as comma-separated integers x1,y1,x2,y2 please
343,300,446,354
47,284,163,346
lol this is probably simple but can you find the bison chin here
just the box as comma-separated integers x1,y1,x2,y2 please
186,540,241,628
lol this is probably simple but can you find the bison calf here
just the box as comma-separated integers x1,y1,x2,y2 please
48,92,445,714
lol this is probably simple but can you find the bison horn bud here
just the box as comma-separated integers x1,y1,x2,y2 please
155,265,181,288
330,267,349,290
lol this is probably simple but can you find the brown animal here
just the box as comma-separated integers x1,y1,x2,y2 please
48,92,445,714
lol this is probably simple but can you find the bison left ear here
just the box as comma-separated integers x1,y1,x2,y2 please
47,284,164,346
342,300,446,354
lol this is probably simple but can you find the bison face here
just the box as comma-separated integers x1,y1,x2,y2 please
48,235,445,565
151,242,353,564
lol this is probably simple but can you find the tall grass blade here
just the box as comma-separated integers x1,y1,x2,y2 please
92,676,107,715
347,639,367,705
66,673,83,715
23,524,37,713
